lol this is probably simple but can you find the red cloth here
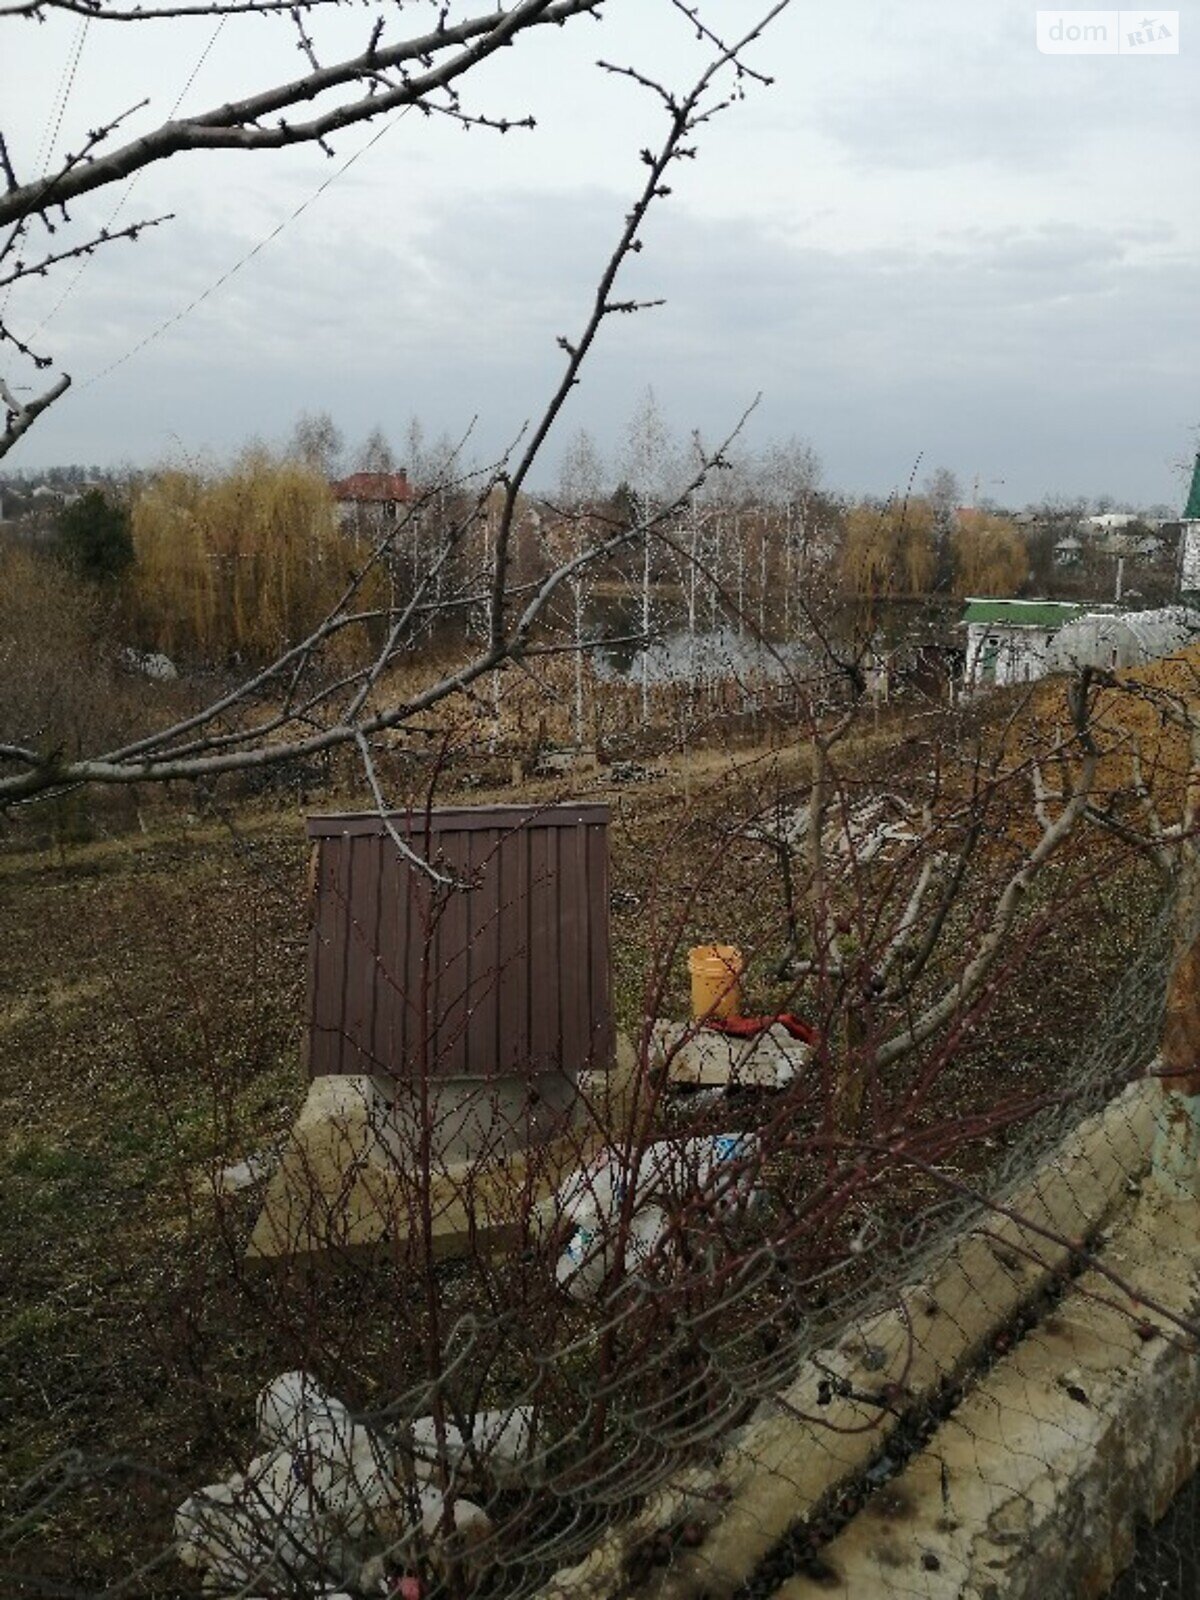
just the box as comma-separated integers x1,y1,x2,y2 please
705,1012,818,1046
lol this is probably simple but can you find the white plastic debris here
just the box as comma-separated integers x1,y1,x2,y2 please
417,1483,492,1542
212,1148,277,1196
558,1133,761,1225
176,1424,395,1587
256,1370,351,1448
554,1133,761,1301
176,1372,494,1592
556,1202,669,1302
175,1477,242,1570
175,1473,314,1589
240,1414,398,1539
409,1406,534,1485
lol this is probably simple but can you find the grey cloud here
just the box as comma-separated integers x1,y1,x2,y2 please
813,11,1197,174
12,182,1198,508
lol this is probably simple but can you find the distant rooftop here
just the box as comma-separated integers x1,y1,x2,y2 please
330,470,413,503
1185,450,1200,521
962,598,1090,629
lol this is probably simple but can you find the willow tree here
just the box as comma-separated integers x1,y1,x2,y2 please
952,509,1028,597
840,497,936,598
131,451,385,666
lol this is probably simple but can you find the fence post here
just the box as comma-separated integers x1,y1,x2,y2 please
1153,856,1200,1198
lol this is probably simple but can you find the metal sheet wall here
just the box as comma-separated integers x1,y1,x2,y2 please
304,805,613,1082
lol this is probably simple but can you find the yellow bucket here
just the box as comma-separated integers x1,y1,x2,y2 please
688,944,744,1021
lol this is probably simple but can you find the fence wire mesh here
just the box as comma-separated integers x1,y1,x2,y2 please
5,865,1198,1600
14,608,1200,1600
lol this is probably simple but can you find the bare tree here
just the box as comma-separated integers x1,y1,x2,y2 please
760,433,822,636
0,4,795,819
354,425,397,476
0,1,613,455
289,409,345,479
923,463,961,589
923,463,961,527
621,386,678,719
554,426,606,748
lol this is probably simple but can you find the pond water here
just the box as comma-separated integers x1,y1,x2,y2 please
584,593,956,685
591,624,809,685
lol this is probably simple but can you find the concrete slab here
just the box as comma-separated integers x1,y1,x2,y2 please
773,1186,1200,1600
537,1078,1159,1600
247,1074,587,1264
247,1039,641,1264
652,1021,812,1090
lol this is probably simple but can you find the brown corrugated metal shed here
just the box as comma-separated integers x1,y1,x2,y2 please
305,805,613,1083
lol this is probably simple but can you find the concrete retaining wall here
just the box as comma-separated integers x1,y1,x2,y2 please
539,1078,1162,1600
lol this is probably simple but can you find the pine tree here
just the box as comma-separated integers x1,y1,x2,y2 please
56,490,134,583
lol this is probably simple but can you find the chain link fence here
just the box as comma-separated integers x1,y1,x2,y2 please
6,880,1197,1600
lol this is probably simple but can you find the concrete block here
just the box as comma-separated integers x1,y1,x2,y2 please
247,1073,588,1264
652,1020,811,1090
1152,1083,1200,1199
773,1187,1200,1599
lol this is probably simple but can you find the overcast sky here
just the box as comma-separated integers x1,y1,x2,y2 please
3,0,1198,506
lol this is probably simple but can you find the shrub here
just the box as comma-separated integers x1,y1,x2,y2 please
56,489,134,583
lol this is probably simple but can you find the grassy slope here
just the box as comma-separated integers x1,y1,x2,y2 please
0,821,308,1591
0,663,1183,1591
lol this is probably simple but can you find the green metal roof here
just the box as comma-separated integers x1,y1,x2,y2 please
961,599,1087,628
1185,450,1200,520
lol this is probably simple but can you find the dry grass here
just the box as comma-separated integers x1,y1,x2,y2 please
0,816,308,1593
0,669,1178,1595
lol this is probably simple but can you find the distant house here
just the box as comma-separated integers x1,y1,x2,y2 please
1096,533,1136,558
962,598,1088,691
1054,535,1083,567
963,595,1198,692
1051,608,1199,673
1086,512,1139,535
330,470,414,526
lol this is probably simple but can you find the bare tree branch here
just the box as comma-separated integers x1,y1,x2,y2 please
0,2,602,229
875,744,1099,1069
0,370,71,453
0,212,171,291
3,0,351,16
0,9,791,804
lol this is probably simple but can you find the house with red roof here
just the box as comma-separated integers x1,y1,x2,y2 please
329,470,414,526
